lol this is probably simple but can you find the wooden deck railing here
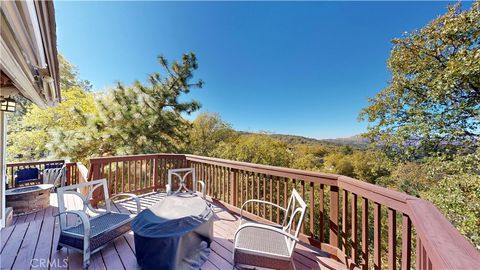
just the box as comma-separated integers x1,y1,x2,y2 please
87,153,480,270
6,160,81,187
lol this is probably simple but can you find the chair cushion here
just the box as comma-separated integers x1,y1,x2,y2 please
235,221,290,258
64,212,131,237
45,164,63,169
15,168,39,182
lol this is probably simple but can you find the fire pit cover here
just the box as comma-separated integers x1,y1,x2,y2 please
132,193,213,270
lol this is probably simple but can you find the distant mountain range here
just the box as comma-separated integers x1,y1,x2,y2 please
321,135,371,148
240,131,370,148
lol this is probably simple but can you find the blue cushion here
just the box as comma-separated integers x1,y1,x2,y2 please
15,168,39,183
45,164,63,169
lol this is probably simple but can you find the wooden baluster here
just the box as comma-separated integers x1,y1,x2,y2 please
219,166,222,200
159,158,164,190
401,214,412,270
269,175,273,221
263,174,266,217
134,160,138,192
231,169,237,206
140,159,144,190
108,162,113,194
206,164,211,196
256,173,260,216
126,161,130,192
319,184,325,242
351,193,358,264
149,158,153,189
217,166,220,199
218,166,222,200
283,178,288,212
114,161,119,194
222,167,228,202
329,185,339,247
240,171,244,206
342,189,349,253
153,158,158,190
276,176,280,224
416,236,421,270
374,202,381,270
251,172,255,213
147,159,151,189
362,197,369,270
309,182,315,238
213,165,217,198
422,245,427,270
388,208,397,270
227,168,231,204
301,180,305,234
225,168,228,202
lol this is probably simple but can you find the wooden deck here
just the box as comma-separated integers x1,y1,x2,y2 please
1,192,346,270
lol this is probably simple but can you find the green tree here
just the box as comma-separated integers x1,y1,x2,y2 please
187,112,236,156
213,134,292,167
51,53,203,160
7,54,97,162
360,2,480,160
291,144,329,171
58,54,92,91
323,152,354,176
423,150,480,247
7,87,97,161
350,150,391,183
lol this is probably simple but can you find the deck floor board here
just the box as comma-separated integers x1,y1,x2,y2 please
1,192,345,270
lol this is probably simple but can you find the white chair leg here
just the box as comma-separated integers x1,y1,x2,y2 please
83,237,90,269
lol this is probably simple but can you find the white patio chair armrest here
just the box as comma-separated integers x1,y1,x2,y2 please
197,180,206,199
55,210,91,238
240,199,286,221
110,193,141,214
233,222,299,245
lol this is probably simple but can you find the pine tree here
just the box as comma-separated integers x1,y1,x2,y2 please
50,53,203,160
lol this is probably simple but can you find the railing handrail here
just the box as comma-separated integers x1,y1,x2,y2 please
89,153,184,164
186,155,417,211
187,155,480,269
84,153,480,269
406,198,480,269
185,154,338,182
6,159,65,167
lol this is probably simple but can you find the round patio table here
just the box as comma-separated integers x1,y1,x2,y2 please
132,193,213,270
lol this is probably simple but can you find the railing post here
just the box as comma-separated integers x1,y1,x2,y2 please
230,169,237,206
65,163,72,186
186,157,193,189
153,157,159,190
362,197,369,270
330,185,339,247
90,162,103,206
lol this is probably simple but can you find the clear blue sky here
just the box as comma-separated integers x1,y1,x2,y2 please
55,1,460,139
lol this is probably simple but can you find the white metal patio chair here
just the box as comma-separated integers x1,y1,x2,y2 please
56,179,141,269
233,189,307,270
43,165,66,188
166,168,206,199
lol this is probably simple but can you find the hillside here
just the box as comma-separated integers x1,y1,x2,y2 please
240,132,370,148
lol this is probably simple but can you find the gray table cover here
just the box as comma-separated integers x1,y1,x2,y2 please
132,193,213,269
